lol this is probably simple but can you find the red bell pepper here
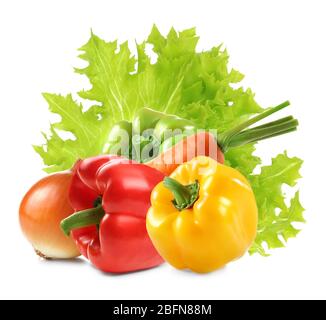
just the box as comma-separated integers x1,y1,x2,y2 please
61,155,165,273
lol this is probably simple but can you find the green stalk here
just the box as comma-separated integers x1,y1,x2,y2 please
228,126,298,148
218,100,290,149
239,116,295,132
61,205,105,236
163,177,200,211
234,118,298,140
216,100,299,151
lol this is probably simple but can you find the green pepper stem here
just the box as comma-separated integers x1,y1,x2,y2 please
163,177,200,211
61,205,105,236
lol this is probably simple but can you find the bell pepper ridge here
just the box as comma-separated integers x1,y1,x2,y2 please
146,156,258,273
63,155,165,273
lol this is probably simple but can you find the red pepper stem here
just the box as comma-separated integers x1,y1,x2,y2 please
163,177,199,211
61,205,105,236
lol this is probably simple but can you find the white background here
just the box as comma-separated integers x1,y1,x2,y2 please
0,0,325,300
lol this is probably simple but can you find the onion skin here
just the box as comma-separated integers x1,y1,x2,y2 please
19,172,80,259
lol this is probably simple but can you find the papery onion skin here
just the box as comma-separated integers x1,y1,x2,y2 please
19,172,80,259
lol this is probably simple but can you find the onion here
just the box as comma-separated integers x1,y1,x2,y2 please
19,171,80,259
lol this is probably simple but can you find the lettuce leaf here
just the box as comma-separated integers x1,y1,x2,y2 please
34,94,108,172
249,153,304,255
34,25,304,255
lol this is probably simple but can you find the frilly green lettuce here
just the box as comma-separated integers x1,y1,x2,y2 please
34,26,304,256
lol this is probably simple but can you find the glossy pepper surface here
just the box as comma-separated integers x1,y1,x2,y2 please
105,102,298,166
103,120,133,156
104,108,196,162
146,156,258,273
61,155,165,273
134,107,195,140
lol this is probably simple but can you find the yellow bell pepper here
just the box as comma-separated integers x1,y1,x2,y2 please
146,156,258,273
